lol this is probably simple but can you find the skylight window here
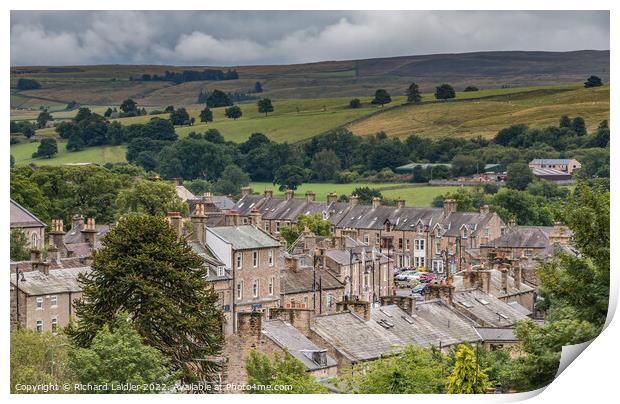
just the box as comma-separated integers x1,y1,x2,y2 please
402,316,415,325
476,298,490,305
459,301,474,308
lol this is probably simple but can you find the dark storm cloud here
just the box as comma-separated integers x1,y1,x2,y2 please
10,10,610,66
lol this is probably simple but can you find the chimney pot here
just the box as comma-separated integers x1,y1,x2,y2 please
372,197,381,209
443,199,458,214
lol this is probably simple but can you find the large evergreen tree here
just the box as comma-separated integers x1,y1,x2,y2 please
199,107,213,123
68,214,224,383
435,84,456,100
406,82,422,103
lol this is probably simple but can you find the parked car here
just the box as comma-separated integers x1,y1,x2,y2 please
419,272,436,283
395,270,421,282
411,282,428,295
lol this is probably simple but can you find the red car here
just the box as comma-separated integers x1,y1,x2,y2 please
419,272,436,283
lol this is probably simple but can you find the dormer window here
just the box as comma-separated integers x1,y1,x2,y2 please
217,266,225,277
461,227,469,239
417,223,424,234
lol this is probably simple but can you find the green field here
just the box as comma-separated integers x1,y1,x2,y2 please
348,85,610,139
250,182,471,207
11,142,127,166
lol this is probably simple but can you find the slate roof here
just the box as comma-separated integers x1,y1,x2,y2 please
281,267,344,294
212,196,235,210
530,159,576,165
312,303,481,363
207,225,281,250
189,242,232,281
312,311,401,362
64,224,111,246
453,269,534,297
453,289,529,327
262,319,338,371
10,199,45,228
485,226,552,249
532,168,572,178
507,301,533,316
475,327,518,342
175,185,196,201
10,257,88,273
11,266,90,296
65,242,93,258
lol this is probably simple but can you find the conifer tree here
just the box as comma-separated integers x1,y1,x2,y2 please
68,214,224,383
446,345,489,394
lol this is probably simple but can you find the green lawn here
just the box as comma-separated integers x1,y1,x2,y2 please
250,182,470,207
11,141,127,166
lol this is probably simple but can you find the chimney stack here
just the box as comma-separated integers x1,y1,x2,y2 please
396,199,405,209
225,210,241,226
240,186,252,198
269,308,314,335
508,218,517,229
380,295,416,316
191,202,206,244
47,245,61,266
348,195,359,208
284,189,294,201
30,248,42,263
81,218,97,246
236,311,263,339
305,191,316,203
425,279,455,306
71,214,84,231
327,192,338,205
549,222,571,245
264,189,273,199
166,212,183,239
372,197,381,209
48,219,66,256
250,208,262,227
336,300,371,321
443,199,457,215
480,205,490,215
172,177,183,186
513,262,523,290
500,267,509,293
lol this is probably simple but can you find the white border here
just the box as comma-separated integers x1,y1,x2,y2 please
3,2,617,403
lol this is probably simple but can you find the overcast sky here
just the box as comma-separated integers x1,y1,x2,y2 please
10,11,610,66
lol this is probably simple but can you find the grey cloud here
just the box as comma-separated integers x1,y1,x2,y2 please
10,11,609,66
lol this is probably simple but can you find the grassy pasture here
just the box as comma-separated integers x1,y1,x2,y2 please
348,85,610,139
250,182,471,207
11,141,127,166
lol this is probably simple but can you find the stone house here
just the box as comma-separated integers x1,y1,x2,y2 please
205,224,283,333
222,310,337,388
528,158,581,174
232,190,505,275
10,199,46,249
10,259,89,332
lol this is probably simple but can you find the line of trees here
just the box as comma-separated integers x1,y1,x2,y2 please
133,69,238,83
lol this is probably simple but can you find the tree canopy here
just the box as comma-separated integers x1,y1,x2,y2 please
371,89,392,107
115,179,187,217
435,84,456,100
68,214,224,383
257,98,274,116
406,82,422,103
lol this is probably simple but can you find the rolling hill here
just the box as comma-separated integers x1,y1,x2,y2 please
10,50,609,107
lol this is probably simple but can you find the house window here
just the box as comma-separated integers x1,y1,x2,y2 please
217,266,225,277
36,297,43,310
268,277,274,295
404,239,410,251
275,222,281,233
461,228,469,239
363,233,369,244
268,249,274,266
236,254,243,270
253,251,259,267
51,317,58,333
236,282,243,300
398,238,403,250
31,233,40,248
415,239,425,251
252,279,260,298
433,260,444,273
435,241,442,255
243,217,249,225
50,295,58,308
375,233,380,246
303,296,309,308
383,265,388,281
415,256,425,268
264,222,270,232
327,294,334,310
36,320,43,332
